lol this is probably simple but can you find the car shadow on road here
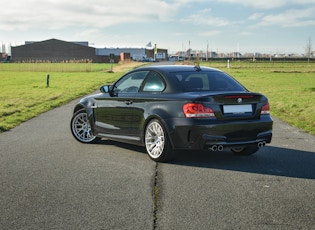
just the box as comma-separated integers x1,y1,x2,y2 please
170,146,315,179
97,139,147,153
96,140,315,179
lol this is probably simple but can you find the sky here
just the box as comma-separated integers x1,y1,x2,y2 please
1,0,315,55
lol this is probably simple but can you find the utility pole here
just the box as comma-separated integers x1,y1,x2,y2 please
188,40,191,61
305,36,313,63
206,40,209,62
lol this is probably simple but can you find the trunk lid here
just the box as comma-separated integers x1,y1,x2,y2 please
196,92,267,120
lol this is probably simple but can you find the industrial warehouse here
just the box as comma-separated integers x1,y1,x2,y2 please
10,38,169,63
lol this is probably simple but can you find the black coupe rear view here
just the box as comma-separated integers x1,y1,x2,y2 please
70,65,273,162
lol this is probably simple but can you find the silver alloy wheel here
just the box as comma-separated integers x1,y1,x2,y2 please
145,121,165,159
71,111,96,143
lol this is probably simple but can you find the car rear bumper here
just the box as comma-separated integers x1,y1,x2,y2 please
202,130,272,149
167,116,273,150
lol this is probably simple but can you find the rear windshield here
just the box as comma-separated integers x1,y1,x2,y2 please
171,71,246,92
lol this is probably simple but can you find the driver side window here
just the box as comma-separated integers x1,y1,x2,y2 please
115,71,148,93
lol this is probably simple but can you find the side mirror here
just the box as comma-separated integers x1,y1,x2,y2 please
100,85,110,93
100,85,117,96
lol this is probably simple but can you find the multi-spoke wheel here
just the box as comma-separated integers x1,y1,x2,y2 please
70,109,100,143
145,119,172,162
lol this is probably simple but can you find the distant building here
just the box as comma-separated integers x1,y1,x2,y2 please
147,48,168,61
1,53,11,62
11,38,169,63
96,48,147,61
11,38,96,62
96,47,168,62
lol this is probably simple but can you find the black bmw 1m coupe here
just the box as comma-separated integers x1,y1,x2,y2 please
70,65,273,162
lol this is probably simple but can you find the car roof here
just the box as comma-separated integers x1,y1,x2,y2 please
134,64,222,73
126,64,226,94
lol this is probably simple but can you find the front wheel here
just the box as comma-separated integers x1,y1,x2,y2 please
70,109,101,144
231,145,259,156
145,119,173,162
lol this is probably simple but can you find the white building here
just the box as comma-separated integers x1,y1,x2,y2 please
96,48,148,61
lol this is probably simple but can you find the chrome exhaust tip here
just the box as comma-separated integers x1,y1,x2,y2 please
209,145,224,151
218,145,224,151
258,141,266,148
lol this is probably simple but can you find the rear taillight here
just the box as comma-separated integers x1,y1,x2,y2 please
183,103,215,118
261,102,270,115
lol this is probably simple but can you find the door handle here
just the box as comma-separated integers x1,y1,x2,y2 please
125,100,133,105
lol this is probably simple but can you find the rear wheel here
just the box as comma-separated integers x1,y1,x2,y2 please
145,119,173,162
70,109,101,144
231,145,259,156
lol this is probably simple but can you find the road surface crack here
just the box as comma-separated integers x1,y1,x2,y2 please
153,163,159,229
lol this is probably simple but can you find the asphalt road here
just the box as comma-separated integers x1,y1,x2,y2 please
1,98,314,229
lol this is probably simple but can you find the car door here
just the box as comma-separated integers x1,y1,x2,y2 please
93,70,148,139
132,71,166,137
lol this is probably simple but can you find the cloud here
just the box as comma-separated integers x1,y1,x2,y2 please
217,0,315,9
248,13,264,21
217,0,288,9
259,7,315,27
180,8,229,27
0,0,178,30
239,31,252,36
75,29,101,38
199,30,221,36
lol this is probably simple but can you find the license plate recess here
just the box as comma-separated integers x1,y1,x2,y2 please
223,104,252,114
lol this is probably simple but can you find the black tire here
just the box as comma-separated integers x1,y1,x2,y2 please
144,119,173,162
231,145,259,156
70,109,101,144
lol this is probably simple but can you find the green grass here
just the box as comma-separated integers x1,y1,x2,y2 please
0,62,142,132
1,61,315,136
0,62,105,72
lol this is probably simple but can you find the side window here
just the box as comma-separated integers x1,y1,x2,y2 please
114,71,148,93
142,72,165,92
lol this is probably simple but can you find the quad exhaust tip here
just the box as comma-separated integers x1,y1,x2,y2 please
209,145,224,151
209,142,266,151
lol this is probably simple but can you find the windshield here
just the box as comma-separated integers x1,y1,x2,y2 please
172,71,246,92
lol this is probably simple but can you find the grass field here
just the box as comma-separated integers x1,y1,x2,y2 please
0,61,143,132
0,61,314,135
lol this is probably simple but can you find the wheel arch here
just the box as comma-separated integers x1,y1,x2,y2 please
73,104,85,113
